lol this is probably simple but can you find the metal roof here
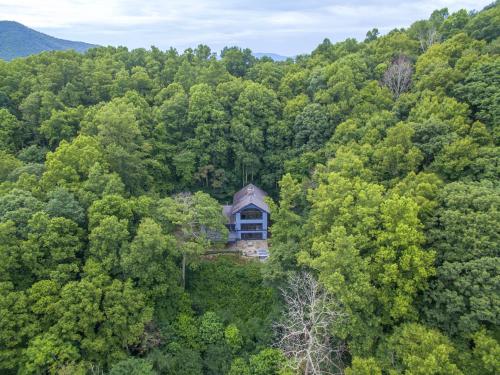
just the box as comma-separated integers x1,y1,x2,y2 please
230,184,269,214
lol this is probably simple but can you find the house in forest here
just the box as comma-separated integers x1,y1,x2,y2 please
223,184,270,242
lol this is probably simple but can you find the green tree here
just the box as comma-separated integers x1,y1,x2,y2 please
231,82,279,185
158,192,227,288
301,171,434,355
19,90,63,143
45,187,85,225
39,106,84,149
88,215,129,275
466,4,500,41
372,123,423,182
0,282,32,372
228,358,251,375
293,103,332,153
469,329,500,375
21,212,83,284
0,188,44,233
92,97,150,193
0,150,22,181
266,174,306,280
41,135,106,191
121,218,178,300
454,58,499,129
423,181,499,336
24,264,153,371
381,323,462,375
221,47,255,77
249,348,286,375
199,311,224,346
87,194,132,229
0,109,22,152
224,324,243,353
109,358,155,375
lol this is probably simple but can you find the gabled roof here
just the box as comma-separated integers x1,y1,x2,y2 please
231,184,269,214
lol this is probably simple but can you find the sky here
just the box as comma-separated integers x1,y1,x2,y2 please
0,0,493,56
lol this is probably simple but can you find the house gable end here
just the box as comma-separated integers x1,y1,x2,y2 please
234,203,267,214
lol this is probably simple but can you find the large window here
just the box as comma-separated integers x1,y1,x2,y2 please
242,232,263,240
240,209,262,220
241,223,263,231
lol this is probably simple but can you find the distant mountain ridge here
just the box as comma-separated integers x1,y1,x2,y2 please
0,21,97,60
253,52,290,61
0,21,290,62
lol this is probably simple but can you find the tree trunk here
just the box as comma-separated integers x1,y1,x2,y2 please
181,253,186,289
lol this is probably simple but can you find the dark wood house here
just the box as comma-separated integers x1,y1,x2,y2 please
222,184,269,241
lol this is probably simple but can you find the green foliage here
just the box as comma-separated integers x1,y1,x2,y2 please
423,181,499,337
121,218,178,300
249,348,287,375
40,106,84,149
199,311,224,345
88,215,129,274
0,4,498,373
0,282,31,371
469,329,500,375
0,109,22,152
188,257,278,334
228,357,251,375
0,188,44,230
221,47,255,77
41,135,106,191
158,191,228,287
0,150,22,181
109,358,155,375
299,170,435,355
45,187,85,224
21,212,83,284
265,173,306,280
345,357,382,375
381,323,462,374
465,4,500,41
224,324,243,353
454,58,500,129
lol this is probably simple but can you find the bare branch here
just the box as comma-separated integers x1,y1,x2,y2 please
382,56,413,98
274,272,347,375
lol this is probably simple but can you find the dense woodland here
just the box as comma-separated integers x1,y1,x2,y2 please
0,2,499,374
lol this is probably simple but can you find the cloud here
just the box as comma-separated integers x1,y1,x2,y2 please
0,0,492,55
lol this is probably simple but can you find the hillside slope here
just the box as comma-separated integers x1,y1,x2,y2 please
0,21,96,60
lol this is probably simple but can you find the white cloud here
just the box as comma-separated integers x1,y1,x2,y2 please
0,0,493,55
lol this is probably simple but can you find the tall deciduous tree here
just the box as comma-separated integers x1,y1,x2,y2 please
158,192,227,288
121,218,178,300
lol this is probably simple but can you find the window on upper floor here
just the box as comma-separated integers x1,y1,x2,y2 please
240,209,263,220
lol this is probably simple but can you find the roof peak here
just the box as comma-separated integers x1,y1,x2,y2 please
231,183,269,214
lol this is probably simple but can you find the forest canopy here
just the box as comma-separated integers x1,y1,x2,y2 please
0,2,499,375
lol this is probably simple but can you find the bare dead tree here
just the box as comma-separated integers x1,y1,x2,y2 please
274,272,346,375
417,25,439,52
410,20,440,52
88,364,105,375
383,56,413,98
